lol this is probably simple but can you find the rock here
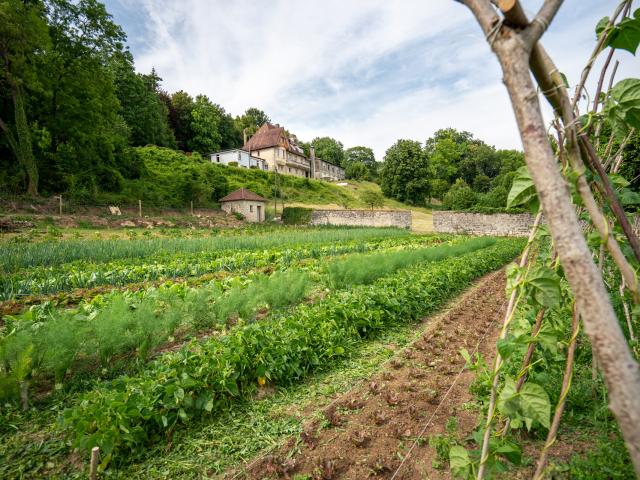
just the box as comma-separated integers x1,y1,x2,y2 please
108,206,122,216
120,220,136,227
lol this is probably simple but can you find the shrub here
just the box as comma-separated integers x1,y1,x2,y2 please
443,179,477,210
360,190,385,210
282,207,313,225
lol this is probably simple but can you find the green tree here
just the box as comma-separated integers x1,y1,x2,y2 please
235,107,270,142
360,190,385,209
311,136,345,166
379,139,430,205
473,174,491,193
164,91,194,151
111,56,175,148
443,179,476,210
0,0,49,195
345,161,369,180
345,146,377,179
429,178,449,201
188,95,224,154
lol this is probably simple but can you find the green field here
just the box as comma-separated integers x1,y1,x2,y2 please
0,226,524,478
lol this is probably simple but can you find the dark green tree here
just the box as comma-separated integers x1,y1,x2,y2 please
235,107,271,142
311,136,345,166
345,146,377,179
111,55,175,148
443,179,476,210
345,161,368,180
379,139,429,204
165,90,195,151
33,0,130,197
0,0,49,195
188,95,223,154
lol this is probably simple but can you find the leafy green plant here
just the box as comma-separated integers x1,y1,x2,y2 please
59,239,523,464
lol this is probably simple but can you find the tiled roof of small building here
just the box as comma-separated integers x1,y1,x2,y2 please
219,188,268,203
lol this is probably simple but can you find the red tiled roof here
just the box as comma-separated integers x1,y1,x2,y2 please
219,188,268,202
243,123,283,151
243,123,305,156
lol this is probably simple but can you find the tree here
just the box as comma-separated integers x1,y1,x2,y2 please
379,139,430,205
111,55,175,148
311,137,345,166
360,190,385,209
443,178,476,210
472,173,491,193
235,107,270,141
188,95,223,154
165,91,194,151
345,161,369,180
345,146,377,180
0,0,49,195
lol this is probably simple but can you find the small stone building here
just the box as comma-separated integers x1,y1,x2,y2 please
219,188,268,223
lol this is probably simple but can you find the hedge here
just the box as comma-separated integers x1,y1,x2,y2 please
282,207,313,225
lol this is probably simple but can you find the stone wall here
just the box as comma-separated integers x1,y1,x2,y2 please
433,211,640,238
433,211,535,237
310,209,411,228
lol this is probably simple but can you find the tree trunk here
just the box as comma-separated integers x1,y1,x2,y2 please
12,88,39,196
461,1,640,473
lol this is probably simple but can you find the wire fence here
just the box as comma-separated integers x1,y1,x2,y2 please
0,195,223,218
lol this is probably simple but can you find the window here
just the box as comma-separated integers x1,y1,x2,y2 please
216,155,220,163
249,205,253,212
237,152,241,161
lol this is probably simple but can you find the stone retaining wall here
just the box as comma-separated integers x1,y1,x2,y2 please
310,209,411,228
433,211,535,237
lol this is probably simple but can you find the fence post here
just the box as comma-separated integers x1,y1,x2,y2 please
190,200,194,216
138,200,142,218
58,195,62,216
89,446,99,480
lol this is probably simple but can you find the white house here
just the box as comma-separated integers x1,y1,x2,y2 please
210,149,267,170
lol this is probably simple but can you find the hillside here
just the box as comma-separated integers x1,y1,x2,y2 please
99,146,430,216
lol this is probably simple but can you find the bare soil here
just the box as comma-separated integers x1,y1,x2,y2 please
230,269,509,480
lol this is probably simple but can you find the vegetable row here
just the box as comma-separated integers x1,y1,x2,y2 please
0,237,493,405
0,227,410,274
1,234,449,300
60,238,524,464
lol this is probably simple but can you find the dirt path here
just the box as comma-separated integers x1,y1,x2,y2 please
228,268,507,480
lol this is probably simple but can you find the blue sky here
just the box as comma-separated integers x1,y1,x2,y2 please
104,0,639,159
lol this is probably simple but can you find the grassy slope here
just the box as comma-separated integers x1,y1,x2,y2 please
194,163,433,231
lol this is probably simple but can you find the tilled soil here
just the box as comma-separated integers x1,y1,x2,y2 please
234,268,509,480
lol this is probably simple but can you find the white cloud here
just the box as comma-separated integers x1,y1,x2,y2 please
109,0,640,159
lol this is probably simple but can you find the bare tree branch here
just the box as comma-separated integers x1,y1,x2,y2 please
523,0,564,48
460,0,640,474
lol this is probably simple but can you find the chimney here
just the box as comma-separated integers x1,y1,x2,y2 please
310,146,316,178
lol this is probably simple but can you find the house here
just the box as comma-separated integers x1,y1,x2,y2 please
209,149,267,170
310,147,345,181
219,188,267,223
243,123,311,177
209,123,346,181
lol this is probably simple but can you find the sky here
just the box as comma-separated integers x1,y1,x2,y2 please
104,0,640,160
